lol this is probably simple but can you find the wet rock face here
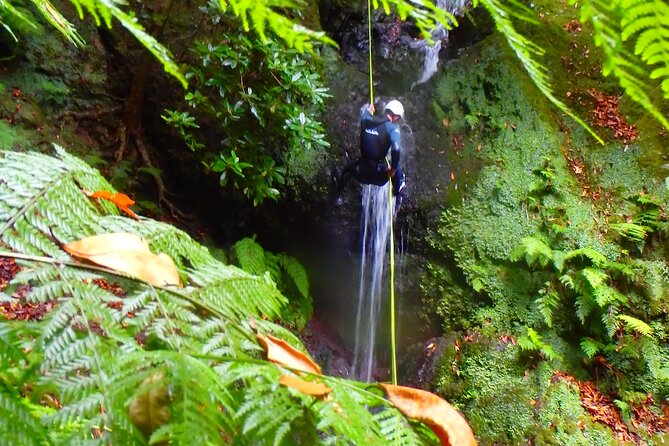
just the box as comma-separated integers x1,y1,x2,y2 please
317,0,428,93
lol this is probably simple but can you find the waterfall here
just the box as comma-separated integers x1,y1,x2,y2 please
351,184,394,382
411,0,471,87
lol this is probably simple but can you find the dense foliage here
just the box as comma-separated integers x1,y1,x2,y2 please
476,0,669,136
422,24,669,443
0,148,448,445
163,7,331,205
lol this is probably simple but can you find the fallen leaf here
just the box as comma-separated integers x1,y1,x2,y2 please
64,233,149,257
64,233,182,288
84,190,139,220
381,384,477,446
279,374,331,396
257,333,322,375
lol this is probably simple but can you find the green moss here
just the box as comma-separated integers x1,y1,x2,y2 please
433,339,618,445
424,6,669,442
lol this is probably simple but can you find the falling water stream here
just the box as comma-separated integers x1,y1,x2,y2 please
351,184,395,382
411,0,471,87
349,0,472,382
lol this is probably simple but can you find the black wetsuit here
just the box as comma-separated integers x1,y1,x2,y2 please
339,108,405,194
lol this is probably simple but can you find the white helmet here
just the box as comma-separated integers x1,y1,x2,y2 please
385,100,404,119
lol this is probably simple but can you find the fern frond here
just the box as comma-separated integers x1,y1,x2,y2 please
601,306,620,337
29,0,84,45
518,327,561,360
618,314,653,336
579,0,669,129
373,407,430,445
233,237,267,276
620,0,669,97
574,293,595,323
510,236,553,268
603,260,636,281
591,282,628,307
535,290,560,327
579,267,608,292
275,253,309,299
580,337,603,358
0,391,48,446
609,222,650,242
563,248,607,267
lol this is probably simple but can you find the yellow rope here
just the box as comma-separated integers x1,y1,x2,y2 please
367,0,374,103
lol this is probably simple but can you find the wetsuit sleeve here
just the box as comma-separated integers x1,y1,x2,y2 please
360,105,374,126
389,125,401,169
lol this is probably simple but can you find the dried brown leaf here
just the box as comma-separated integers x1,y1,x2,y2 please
279,374,331,396
257,333,322,375
381,384,477,446
64,233,182,287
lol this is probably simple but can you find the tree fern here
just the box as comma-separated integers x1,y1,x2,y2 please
0,147,451,445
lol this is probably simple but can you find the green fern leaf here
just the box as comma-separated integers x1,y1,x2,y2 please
580,337,603,358
579,0,669,129
609,222,649,242
275,253,309,298
0,391,48,446
233,237,267,276
535,290,560,327
563,248,607,267
511,236,553,268
618,314,653,336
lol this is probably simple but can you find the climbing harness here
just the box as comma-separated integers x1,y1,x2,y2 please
367,0,398,385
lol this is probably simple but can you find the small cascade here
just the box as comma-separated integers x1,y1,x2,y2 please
411,0,471,87
351,183,394,382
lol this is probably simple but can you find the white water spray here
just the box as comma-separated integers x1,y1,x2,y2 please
411,0,471,87
351,184,394,382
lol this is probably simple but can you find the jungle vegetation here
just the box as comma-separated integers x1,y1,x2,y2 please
0,0,669,445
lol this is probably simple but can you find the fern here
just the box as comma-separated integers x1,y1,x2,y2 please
578,0,669,129
510,236,553,268
274,253,309,299
580,337,604,358
0,147,442,445
517,327,561,361
562,248,607,268
609,222,650,242
232,237,312,329
233,237,267,276
618,314,653,336
535,288,560,327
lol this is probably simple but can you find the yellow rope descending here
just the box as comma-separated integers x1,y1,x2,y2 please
367,0,397,385
367,0,374,104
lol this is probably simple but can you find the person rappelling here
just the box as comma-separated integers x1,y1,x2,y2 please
334,99,407,205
